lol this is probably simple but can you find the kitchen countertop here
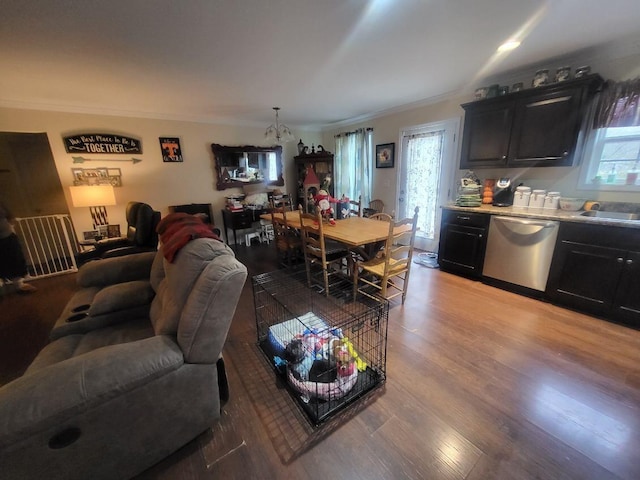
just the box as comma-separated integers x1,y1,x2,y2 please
443,204,640,229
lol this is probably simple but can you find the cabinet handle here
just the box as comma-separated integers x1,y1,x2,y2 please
617,257,624,263
626,259,633,265
478,234,483,238
501,155,507,160
457,215,471,221
563,151,569,156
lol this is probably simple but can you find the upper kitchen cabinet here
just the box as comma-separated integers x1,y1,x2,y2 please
460,74,603,169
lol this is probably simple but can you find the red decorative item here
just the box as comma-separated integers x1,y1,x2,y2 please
314,189,337,225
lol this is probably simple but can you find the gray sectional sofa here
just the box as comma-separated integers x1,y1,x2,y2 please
0,237,247,480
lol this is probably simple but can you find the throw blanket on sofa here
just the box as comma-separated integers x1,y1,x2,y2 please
157,212,220,262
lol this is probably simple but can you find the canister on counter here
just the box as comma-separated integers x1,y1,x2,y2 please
513,186,531,207
530,189,546,208
543,191,561,209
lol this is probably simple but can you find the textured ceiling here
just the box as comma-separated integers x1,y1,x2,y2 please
1,0,639,128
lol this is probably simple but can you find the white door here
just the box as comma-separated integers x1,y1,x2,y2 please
397,118,459,252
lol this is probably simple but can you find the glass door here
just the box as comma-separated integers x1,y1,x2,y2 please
397,118,459,252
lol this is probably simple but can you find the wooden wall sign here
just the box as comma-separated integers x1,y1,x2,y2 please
63,133,142,154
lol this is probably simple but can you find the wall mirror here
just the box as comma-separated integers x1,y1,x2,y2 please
212,143,284,190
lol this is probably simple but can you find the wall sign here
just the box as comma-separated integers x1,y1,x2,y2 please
159,137,183,162
63,133,142,154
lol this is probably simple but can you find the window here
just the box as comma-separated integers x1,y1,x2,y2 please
334,128,373,203
579,78,640,191
266,152,278,181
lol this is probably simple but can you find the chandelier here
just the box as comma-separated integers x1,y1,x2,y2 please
265,107,295,144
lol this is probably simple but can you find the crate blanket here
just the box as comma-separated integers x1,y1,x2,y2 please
267,312,329,357
268,313,362,401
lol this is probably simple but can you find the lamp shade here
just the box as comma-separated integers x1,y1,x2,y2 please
69,185,116,207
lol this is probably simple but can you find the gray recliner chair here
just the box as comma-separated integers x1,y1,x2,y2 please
0,237,247,480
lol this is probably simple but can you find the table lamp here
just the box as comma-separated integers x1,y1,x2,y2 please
69,185,117,229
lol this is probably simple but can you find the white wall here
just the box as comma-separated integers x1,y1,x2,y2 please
0,107,322,237
322,35,640,211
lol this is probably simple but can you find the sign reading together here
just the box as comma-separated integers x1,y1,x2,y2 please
63,133,142,154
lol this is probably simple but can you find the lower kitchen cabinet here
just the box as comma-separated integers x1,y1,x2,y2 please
613,250,640,325
546,222,640,328
438,210,489,278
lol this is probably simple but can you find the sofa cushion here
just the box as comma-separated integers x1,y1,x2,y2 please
149,238,236,335
27,318,154,374
77,252,156,288
89,280,155,316
178,254,247,363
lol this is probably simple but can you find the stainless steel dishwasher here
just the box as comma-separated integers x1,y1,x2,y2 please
482,216,559,291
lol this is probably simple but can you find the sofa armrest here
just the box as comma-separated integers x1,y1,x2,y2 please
50,280,155,340
0,336,183,448
94,236,131,252
77,251,157,287
101,245,158,259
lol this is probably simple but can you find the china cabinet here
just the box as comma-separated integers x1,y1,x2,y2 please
294,146,334,213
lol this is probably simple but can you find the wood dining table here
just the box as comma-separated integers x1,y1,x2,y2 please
262,210,410,247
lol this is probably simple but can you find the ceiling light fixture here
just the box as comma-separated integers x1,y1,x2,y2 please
265,107,295,144
497,40,521,52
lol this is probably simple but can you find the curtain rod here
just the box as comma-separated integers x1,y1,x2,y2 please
334,127,373,138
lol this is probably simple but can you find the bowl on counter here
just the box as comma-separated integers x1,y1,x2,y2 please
559,197,586,211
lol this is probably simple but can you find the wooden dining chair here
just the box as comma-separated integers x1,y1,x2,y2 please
272,194,294,211
298,206,351,297
348,195,362,217
353,206,419,304
271,206,301,268
368,199,385,214
351,212,393,262
369,212,392,222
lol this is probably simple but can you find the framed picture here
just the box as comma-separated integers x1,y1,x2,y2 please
71,167,122,186
159,137,183,162
376,143,395,168
107,224,121,238
83,230,99,241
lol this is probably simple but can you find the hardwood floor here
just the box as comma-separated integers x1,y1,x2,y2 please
3,243,640,479
0,273,78,385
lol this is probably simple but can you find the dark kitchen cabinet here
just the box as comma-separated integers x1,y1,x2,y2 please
459,101,513,168
460,74,602,169
546,222,640,328
438,210,490,278
612,250,640,325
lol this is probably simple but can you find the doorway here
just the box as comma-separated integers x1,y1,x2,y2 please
0,132,68,217
397,118,459,252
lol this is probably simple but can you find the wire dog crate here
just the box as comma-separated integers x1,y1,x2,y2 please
253,269,389,426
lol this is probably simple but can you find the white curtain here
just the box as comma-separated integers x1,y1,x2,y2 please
334,128,373,204
594,77,640,128
404,130,444,239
